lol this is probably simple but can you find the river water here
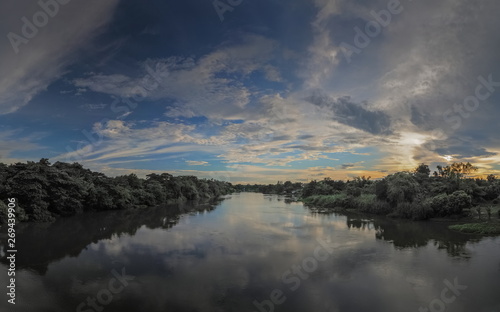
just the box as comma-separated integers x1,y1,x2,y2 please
1,192,499,312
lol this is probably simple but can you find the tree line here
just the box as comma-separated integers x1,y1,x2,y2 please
0,159,233,222
2,159,499,222
233,181,303,195
237,162,500,220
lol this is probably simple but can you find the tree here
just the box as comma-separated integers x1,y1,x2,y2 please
487,174,497,182
385,172,420,205
414,163,430,176
450,162,478,178
302,180,318,198
375,180,388,201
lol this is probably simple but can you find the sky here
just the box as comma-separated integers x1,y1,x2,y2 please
0,0,499,184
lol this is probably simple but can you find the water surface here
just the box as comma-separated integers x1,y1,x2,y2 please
1,193,499,312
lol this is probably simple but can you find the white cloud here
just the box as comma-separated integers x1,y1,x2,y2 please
301,0,342,89
186,160,209,166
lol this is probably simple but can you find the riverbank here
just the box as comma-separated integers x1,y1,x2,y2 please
301,196,500,236
448,221,500,235
445,204,500,235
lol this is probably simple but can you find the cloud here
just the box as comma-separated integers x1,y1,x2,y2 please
0,0,120,114
306,93,392,135
72,34,281,120
186,160,209,166
6,0,499,182
340,163,355,169
0,129,45,163
53,120,214,164
301,0,342,89
424,138,497,159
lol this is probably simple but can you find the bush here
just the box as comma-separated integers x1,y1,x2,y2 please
354,194,392,215
448,190,472,211
0,200,29,223
302,194,354,208
371,200,392,215
430,191,471,217
0,200,7,223
390,201,433,220
413,200,433,220
354,194,376,210
385,172,420,205
449,223,500,235
28,202,55,222
375,180,388,201
430,193,449,216
346,185,361,197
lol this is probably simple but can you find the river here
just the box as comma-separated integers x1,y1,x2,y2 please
1,192,499,312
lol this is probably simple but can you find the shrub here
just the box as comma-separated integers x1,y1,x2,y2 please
448,190,472,212
375,180,388,201
302,194,354,208
449,223,500,235
28,202,55,222
345,185,362,197
0,200,7,223
430,191,471,217
354,194,392,215
390,201,433,220
0,200,32,223
354,194,376,210
371,200,392,215
430,193,449,216
385,172,421,205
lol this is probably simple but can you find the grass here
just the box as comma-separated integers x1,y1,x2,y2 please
449,222,500,235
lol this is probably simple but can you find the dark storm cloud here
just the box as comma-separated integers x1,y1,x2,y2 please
306,93,392,135
341,163,355,169
297,134,315,140
424,139,496,158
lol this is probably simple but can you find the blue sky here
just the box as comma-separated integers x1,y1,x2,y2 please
1,0,499,183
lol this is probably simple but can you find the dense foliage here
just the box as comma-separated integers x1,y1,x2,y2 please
0,159,233,222
2,159,498,223
233,181,303,195
251,163,500,220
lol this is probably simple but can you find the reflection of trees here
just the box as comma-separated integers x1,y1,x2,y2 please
346,218,376,231
0,199,220,275
344,214,478,259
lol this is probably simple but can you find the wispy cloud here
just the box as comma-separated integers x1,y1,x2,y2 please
0,129,45,163
186,160,209,166
0,0,120,114
73,34,281,120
